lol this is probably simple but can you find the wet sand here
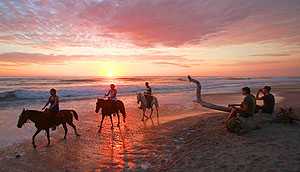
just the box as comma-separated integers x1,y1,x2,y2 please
1,87,300,171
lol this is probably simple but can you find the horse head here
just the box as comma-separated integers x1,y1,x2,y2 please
95,98,104,113
17,108,30,128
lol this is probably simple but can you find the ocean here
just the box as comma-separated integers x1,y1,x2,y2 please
1,76,300,108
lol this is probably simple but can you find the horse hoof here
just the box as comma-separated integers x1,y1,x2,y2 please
33,145,37,149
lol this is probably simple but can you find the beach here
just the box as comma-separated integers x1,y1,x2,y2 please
1,78,300,171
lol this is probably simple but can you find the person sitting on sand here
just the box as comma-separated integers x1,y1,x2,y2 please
226,87,256,122
105,84,117,101
256,86,275,114
42,88,60,113
144,82,152,108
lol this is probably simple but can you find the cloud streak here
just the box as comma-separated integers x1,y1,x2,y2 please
0,0,299,48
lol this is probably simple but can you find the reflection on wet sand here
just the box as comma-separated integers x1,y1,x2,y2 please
0,92,209,171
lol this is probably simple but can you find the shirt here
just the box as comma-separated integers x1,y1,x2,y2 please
242,94,256,115
262,94,275,114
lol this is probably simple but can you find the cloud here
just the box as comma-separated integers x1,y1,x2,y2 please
153,61,191,68
250,53,290,57
0,52,202,66
0,0,299,48
219,60,284,67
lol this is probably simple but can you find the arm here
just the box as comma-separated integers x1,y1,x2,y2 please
256,89,263,100
42,99,50,110
105,90,110,97
240,102,248,112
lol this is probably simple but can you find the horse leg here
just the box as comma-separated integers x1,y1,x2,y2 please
110,115,114,129
32,129,41,148
150,107,153,118
156,105,159,119
122,112,126,123
45,128,50,146
62,123,68,139
117,112,120,127
141,109,145,121
67,121,80,136
98,115,105,133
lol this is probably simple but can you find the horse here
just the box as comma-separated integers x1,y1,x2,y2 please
95,98,126,131
17,109,80,148
137,93,159,121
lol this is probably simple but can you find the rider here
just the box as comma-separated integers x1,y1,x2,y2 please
144,82,152,108
42,88,60,113
105,84,118,101
42,88,60,130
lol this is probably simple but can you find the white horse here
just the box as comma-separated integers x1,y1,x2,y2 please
137,93,159,121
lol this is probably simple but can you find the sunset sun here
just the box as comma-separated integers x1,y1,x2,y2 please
99,62,121,77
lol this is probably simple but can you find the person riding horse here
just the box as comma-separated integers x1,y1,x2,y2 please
144,82,153,108
105,84,117,101
105,84,118,109
42,88,60,130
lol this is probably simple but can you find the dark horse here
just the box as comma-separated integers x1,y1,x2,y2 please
95,98,126,131
17,109,80,148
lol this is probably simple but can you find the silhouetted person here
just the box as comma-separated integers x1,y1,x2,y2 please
105,84,117,101
42,88,60,113
42,88,60,130
226,87,256,122
144,82,152,108
256,86,275,114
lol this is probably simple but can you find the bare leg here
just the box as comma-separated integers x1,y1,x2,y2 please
62,123,68,139
110,115,114,129
32,129,42,148
226,108,238,123
67,121,80,136
45,129,50,146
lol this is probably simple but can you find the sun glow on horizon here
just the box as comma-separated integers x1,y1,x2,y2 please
99,61,122,78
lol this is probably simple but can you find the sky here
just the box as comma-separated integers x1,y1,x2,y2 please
0,0,300,77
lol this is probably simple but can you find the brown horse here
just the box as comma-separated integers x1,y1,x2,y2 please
95,98,126,131
17,109,80,148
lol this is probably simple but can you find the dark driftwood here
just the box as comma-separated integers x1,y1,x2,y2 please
188,75,231,112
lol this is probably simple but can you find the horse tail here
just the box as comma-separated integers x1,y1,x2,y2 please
70,110,79,121
119,101,126,115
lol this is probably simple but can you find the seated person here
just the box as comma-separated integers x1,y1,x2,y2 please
226,87,256,122
105,84,117,101
42,88,60,130
256,86,275,114
42,88,60,113
144,82,152,108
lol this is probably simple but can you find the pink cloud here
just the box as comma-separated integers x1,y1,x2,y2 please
0,0,299,48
